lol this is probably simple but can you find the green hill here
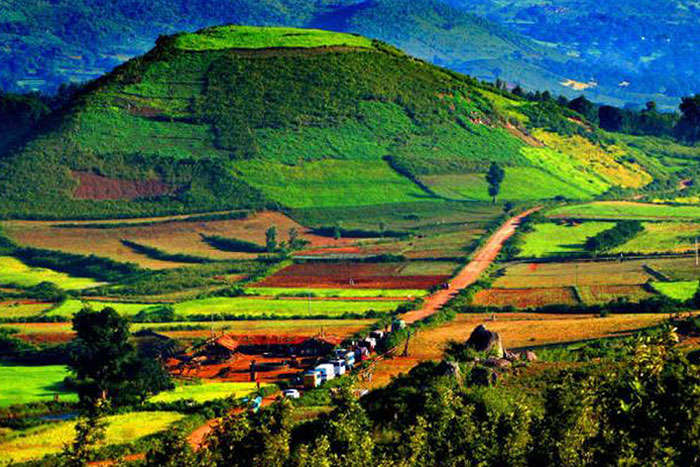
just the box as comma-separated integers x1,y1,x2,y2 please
0,26,695,219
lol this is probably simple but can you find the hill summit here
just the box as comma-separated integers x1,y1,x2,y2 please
0,26,674,219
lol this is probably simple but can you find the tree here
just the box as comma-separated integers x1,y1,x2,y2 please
676,94,700,142
206,399,292,466
69,307,172,406
62,403,108,466
485,162,505,203
70,307,134,404
265,226,277,252
598,105,626,131
568,95,597,122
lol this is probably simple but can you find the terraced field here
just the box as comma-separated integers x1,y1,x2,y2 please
0,256,102,289
650,281,699,301
256,262,452,289
236,159,428,208
422,167,594,201
2,211,363,269
518,220,700,257
517,222,611,258
548,201,700,221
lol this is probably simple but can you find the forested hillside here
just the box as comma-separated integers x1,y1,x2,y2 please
0,26,697,220
1,0,696,107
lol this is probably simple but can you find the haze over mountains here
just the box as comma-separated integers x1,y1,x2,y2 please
1,0,698,108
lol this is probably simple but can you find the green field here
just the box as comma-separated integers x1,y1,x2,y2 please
47,300,152,319
517,222,612,258
0,257,103,290
0,364,77,407
172,297,402,318
649,281,699,301
610,222,700,254
547,202,700,220
246,287,427,298
149,382,265,403
0,301,52,319
422,167,595,201
235,159,428,208
174,25,374,51
0,411,183,464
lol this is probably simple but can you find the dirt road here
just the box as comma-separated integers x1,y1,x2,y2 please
400,207,540,324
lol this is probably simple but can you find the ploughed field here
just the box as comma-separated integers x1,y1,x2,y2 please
255,262,455,289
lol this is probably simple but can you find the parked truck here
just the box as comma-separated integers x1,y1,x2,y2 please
331,359,346,376
303,369,322,389
315,363,336,383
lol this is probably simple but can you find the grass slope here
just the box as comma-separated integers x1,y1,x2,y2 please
149,381,264,403
0,412,183,464
548,202,700,221
174,26,373,50
422,167,594,201
517,222,612,258
0,364,77,407
650,281,699,301
0,256,103,290
172,297,402,319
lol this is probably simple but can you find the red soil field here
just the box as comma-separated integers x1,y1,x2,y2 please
473,287,579,308
256,262,449,289
72,171,176,200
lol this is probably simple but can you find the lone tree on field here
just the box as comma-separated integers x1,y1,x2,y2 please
266,226,277,252
485,162,505,204
70,307,172,406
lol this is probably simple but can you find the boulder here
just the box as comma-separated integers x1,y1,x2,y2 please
466,324,504,358
522,350,538,362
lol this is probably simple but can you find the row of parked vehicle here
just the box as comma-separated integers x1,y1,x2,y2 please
302,329,391,389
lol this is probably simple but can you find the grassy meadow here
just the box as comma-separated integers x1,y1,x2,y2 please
246,287,428,298
0,257,102,290
548,201,700,220
235,159,428,208
649,281,699,301
0,364,77,407
172,297,403,319
422,167,595,201
174,25,374,51
0,412,183,464
149,382,265,403
517,222,612,258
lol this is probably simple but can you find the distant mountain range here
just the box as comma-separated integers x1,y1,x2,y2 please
0,0,697,109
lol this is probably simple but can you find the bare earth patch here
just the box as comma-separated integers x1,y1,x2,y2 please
72,171,176,200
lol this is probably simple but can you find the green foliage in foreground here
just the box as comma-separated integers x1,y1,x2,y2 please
145,330,699,466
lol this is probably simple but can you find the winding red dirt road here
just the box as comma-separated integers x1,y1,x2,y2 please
401,207,541,324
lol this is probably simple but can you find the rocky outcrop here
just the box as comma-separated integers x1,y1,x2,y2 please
466,324,504,358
